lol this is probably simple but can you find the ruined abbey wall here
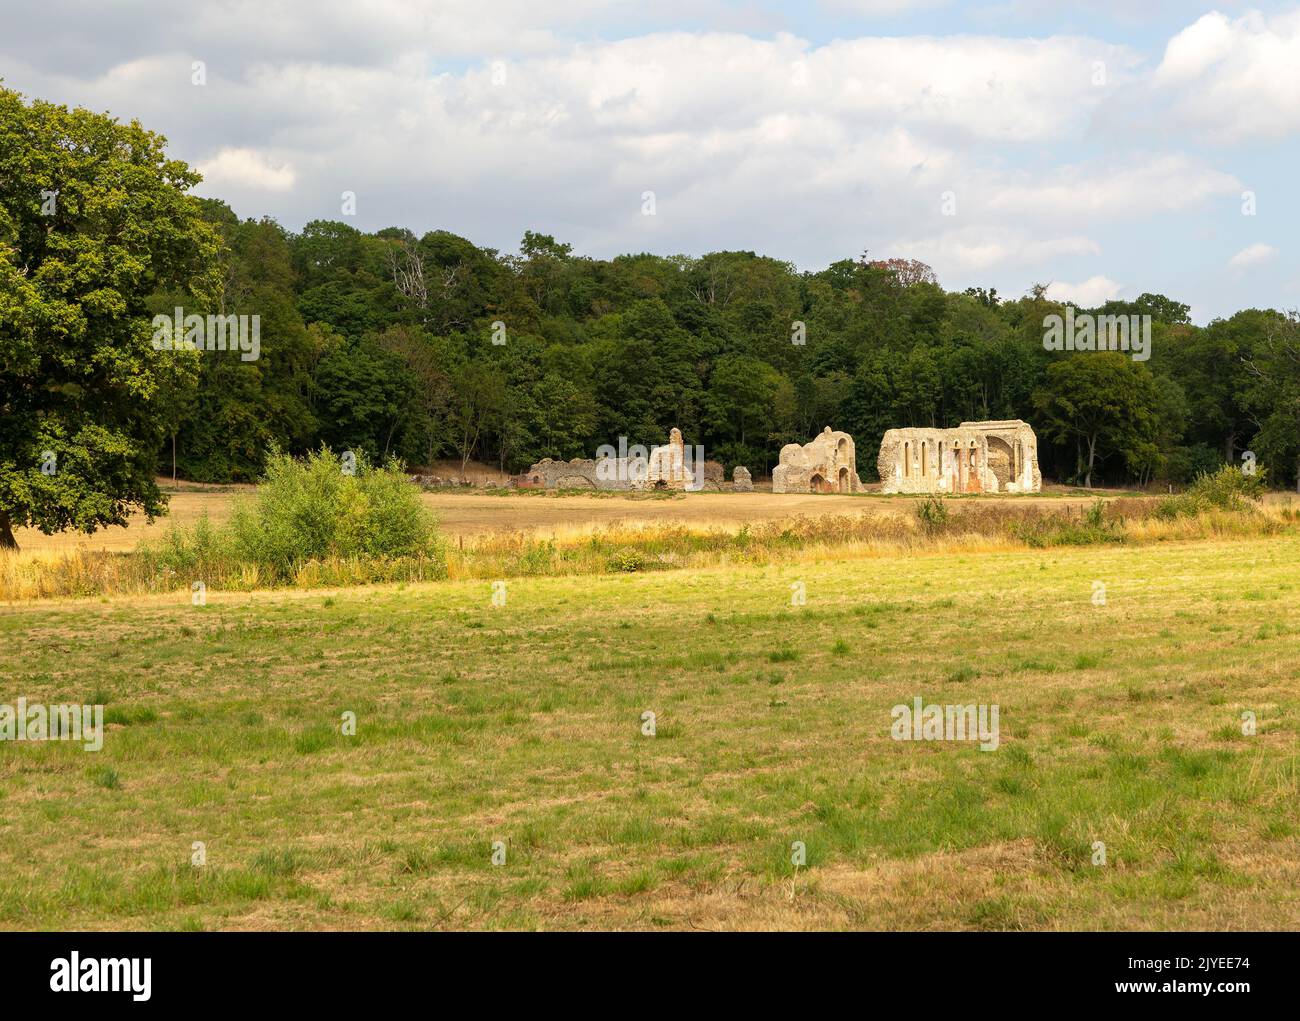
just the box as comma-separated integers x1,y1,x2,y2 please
772,427,864,494
878,419,1041,494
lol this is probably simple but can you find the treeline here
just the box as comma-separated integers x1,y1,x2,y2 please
162,202,1300,489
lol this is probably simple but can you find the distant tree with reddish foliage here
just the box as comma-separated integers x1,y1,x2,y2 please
865,257,938,288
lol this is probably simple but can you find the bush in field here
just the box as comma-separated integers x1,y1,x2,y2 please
227,448,442,579
146,511,232,576
609,549,646,573
915,496,950,534
1157,465,1267,519
1189,464,1267,507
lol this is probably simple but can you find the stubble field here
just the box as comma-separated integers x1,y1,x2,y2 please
10,480,1135,556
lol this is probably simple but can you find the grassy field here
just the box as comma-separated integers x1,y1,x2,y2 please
2,535,1298,930
9,480,1150,555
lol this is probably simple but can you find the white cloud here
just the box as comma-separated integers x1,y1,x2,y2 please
1153,10,1300,142
22,25,1138,281
196,148,297,192
1153,10,1238,82
821,0,950,16
1228,243,1278,271
0,5,1272,316
895,227,1100,271
1045,276,1123,306
985,155,1240,221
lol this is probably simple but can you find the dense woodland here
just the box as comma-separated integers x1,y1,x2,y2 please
164,203,1300,489
3,85,1298,520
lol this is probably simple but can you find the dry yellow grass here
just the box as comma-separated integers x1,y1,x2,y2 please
3,484,1295,602
10,477,1211,556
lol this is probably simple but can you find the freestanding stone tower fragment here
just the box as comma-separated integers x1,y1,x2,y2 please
644,428,696,490
772,427,863,494
878,419,1041,494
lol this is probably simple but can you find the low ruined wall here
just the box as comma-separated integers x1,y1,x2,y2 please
522,458,633,490
524,442,723,492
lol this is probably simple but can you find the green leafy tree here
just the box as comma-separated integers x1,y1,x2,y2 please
314,338,415,462
705,354,782,463
449,360,507,477
1241,311,1300,491
0,86,219,548
176,209,319,481
1033,354,1161,487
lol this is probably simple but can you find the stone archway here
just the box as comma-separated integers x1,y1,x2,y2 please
837,466,850,493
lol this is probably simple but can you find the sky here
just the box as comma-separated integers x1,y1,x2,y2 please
3,0,1298,323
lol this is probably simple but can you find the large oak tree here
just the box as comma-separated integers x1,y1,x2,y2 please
0,86,219,549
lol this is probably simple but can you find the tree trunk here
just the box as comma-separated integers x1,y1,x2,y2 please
172,433,178,491
1224,432,1236,464
1085,435,1097,488
0,510,18,552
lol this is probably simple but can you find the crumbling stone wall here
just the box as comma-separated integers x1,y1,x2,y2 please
878,419,1041,494
519,458,618,489
524,429,712,491
772,427,863,494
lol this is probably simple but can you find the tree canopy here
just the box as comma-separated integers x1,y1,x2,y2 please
4,84,1298,551
0,87,220,547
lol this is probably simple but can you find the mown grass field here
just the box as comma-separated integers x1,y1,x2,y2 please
2,536,1298,930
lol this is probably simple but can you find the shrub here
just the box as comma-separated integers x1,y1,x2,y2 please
227,448,443,580
609,549,645,573
1188,464,1267,507
1157,464,1267,519
915,496,950,533
1083,498,1106,530
135,447,445,589
143,510,233,577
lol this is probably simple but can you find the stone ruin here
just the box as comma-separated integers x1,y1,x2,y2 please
732,466,753,492
772,427,863,494
878,419,1041,494
410,473,476,488
518,458,614,490
644,428,696,491
521,429,724,491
